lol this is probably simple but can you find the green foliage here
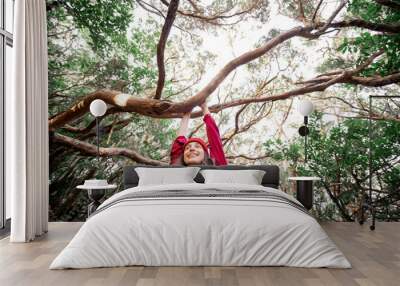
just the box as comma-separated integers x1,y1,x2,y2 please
338,32,400,76
47,0,159,116
335,0,400,76
348,0,400,23
264,138,302,168
317,57,351,74
62,0,134,54
264,113,400,221
46,0,400,222
46,0,171,221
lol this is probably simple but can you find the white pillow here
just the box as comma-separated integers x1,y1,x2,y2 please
135,167,200,186
200,169,266,185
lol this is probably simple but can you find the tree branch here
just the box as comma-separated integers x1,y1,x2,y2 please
48,70,400,129
347,72,400,86
312,0,324,23
222,102,271,146
160,0,263,25
48,90,171,129
373,0,400,11
167,25,314,113
329,19,400,34
48,26,313,129
53,133,166,165
154,0,180,100
297,0,306,23
313,0,347,36
48,9,400,130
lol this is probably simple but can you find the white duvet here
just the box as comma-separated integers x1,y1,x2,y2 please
50,183,351,269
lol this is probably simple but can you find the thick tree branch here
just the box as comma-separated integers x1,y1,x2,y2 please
329,19,400,34
154,0,180,100
203,72,400,116
373,0,400,10
49,70,399,131
347,72,400,86
203,73,348,114
331,113,400,122
49,26,313,129
48,8,400,130
48,90,172,129
167,26,314,113
53,133,166,165
48,70,400,129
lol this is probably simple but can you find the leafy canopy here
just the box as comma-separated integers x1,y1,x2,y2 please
264,112,400,221
338,0,400,76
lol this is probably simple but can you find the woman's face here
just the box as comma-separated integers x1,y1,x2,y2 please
183,142,205,165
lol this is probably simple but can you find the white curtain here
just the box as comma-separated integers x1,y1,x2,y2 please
8,0,49,242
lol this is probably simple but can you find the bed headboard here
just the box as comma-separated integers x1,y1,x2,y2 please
123,165,280,190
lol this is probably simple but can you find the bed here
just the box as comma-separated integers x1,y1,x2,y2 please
50,165,351,269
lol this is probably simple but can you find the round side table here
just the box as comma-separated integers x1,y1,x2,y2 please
77,184,117,217
288,177,321,210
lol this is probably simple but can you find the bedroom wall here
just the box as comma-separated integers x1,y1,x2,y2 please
46,1,400,222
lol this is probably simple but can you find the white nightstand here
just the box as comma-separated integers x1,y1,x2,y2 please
77,184,117,217
288,177,321,210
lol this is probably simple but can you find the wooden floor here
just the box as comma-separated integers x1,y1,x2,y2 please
0,222,399,286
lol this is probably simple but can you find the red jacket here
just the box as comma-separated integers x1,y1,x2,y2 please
170,114,227,166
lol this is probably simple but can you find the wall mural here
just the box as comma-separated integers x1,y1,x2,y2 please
47,0,400,222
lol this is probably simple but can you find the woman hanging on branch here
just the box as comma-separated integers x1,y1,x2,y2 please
170,102,227,166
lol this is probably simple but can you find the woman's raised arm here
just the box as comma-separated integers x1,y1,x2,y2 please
200,102,227,166
177,112,191,137
170,111,191,165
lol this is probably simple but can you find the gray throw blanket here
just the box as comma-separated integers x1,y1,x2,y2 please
91,189,309,218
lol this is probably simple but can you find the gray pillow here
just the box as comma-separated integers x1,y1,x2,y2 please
135,167,200,186
200,169,266,185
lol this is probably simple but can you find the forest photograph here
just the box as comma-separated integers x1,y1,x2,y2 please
45,0,400,222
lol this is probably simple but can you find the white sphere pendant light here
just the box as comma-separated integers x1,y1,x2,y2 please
90,99,107,117
298,100,314,117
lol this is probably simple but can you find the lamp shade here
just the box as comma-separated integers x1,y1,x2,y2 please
298,100,314,116
90,99,107,117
